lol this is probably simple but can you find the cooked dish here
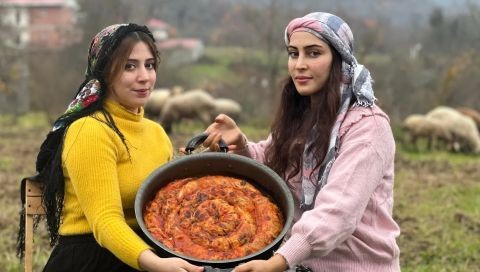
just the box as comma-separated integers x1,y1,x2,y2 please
143,175,284,260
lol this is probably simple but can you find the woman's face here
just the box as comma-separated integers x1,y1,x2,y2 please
287,31,333,97
108,41,156,113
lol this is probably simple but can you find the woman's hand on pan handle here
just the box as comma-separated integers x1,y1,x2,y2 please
204,114,248,154
139,249,204,272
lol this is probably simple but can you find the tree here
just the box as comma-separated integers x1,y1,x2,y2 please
206,1,298,117
28,0,158,121
0,7,28,115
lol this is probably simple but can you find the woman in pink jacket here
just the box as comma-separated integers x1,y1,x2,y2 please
203,12,401,272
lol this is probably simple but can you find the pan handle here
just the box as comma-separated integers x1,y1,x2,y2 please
203,266,234,272
185,133,229,155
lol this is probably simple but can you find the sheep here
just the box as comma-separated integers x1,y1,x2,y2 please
170,85,184,96
144,86,184,121
426,106,480,154
212,98,242,120
456,107,480,133
159,89,216,133
144,88,171,120
402,114,452,151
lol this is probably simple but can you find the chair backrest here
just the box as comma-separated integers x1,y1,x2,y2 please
24,179,45,272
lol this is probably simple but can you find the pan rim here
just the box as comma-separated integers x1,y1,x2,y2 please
134,152,294,265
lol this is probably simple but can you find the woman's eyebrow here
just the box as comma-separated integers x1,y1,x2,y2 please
305,44,323,49
127,58,156,62
287,44,324,50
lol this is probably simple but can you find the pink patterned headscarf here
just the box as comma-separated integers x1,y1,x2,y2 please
286,12,355,65
285,12,376,210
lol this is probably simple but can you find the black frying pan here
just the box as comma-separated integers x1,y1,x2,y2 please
135,134,294,270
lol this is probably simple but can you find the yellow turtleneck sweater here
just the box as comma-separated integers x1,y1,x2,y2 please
60,99,173,270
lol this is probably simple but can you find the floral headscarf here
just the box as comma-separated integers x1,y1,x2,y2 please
53,23,155,130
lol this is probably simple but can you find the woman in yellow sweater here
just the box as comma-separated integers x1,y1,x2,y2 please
25,24,204,272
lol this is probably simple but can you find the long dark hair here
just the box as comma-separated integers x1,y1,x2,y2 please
17,28,159,258
265,47,343,183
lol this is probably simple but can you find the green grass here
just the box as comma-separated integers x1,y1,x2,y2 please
0,157,14,171
399,148,480,165
174,46,286,89
178,63,239,87
202,46,268,66
0,112,50,129
394,148,480,271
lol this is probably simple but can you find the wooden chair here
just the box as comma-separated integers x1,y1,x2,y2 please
24,178,45,272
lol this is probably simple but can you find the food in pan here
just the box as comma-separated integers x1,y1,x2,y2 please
143,175,284,260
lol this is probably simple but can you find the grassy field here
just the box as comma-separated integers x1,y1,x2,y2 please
1,113,479,271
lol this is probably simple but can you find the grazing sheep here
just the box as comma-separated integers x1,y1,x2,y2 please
159,89,216,133
456,107,480,133
402,114,452,151
144,88,171,120
426,106,480,154
212,98,242,120
144,86,184,121
170,85,184,96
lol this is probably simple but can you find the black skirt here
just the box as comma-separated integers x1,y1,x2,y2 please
43,234,139,272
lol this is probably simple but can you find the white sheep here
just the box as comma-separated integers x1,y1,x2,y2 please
144,88,171,120
159,89,216,133
402,114,452,151
426,106,480,154
170,85,185,96
212,98,242,120
144,86,184,121
456,107,480,133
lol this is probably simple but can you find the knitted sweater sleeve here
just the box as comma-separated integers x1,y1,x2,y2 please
246,135,272,163
276,113,395,267
62,118,151,270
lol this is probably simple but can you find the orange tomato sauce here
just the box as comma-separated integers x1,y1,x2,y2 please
143,175,284,260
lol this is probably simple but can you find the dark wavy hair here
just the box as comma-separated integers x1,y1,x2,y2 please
264,46,344,184
17,27,159,258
